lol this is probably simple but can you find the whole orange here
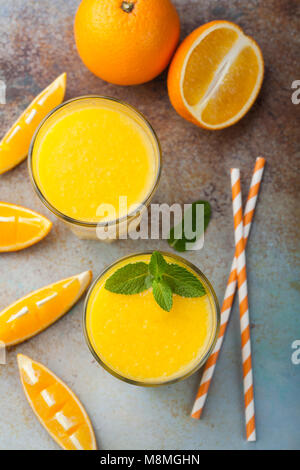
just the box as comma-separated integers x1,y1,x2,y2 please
74,0,180,85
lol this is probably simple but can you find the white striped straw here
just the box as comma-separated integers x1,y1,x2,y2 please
191,157,265,420
231,168,256,441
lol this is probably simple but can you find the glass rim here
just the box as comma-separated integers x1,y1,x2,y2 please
83,251,220,387
28,95,162,228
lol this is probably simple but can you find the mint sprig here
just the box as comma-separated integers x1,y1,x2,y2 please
105,252,205,312
105,262,149,294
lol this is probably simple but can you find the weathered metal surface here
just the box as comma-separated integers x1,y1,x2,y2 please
0,0,299,450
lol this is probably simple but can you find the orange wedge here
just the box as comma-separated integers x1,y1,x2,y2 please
0,202,52,252
17,354,97,450
168,21,264,129
0,270,92,346
0,73,66,174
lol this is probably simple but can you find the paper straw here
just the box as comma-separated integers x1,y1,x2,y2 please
231,168,256,441
191,157,265,420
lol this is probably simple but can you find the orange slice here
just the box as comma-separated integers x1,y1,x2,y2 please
17,354,97,450
167,21,264,129
0,270,92,346
0,202,52,252
0,73,66,174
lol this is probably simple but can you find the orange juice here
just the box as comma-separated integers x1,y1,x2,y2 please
30,97,161,232
84,253,220,385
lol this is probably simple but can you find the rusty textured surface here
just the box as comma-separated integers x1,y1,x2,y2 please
0,0,299,450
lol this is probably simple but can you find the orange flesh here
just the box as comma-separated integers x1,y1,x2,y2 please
0,74,66,174
0,202,51,251
18,355,96,450
183,28,239,106
0,272,91,346
201,45,260,125
0,279,77,345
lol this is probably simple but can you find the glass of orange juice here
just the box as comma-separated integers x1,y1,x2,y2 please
28,96,162,240
83,252,220,386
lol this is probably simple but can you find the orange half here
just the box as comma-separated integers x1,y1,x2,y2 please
0,202,52,252
168,21,264,129
18,354,97,450
0,73,66,174
0,270,92,346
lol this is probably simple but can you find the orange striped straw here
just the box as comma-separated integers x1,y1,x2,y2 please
191,157,265,420
231,168,256,441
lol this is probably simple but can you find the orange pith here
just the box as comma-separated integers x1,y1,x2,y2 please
0,202,52,252
18,354,97,450
0,271,92,346
74,0,180,85
0,73,66,174
167,21,264,129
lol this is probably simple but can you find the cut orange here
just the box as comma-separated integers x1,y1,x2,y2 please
167,21,264,129
0,270,92,346
0,73,66,174
17,354,97,450
0,202,52,252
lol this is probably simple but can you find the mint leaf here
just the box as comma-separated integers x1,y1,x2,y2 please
168,200,211,252
145,274,153,289
152,279,173,312
105,262,148,294
163,264,205,297
149,251,167,279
